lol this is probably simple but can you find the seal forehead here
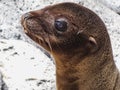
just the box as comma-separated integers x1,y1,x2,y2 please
46,3,88,16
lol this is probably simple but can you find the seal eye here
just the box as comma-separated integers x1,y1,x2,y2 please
54,20,67,32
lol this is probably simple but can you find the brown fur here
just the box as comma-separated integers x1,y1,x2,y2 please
21,2,120,90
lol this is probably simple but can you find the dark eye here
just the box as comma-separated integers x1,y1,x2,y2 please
54,20,67,32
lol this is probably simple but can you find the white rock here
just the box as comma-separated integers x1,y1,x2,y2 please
0,39,55,90
97,0,120,14
0,71,8,90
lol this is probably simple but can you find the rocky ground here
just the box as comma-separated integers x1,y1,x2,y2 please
0,0,120,90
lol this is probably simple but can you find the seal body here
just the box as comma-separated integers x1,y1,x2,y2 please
21,2,120,90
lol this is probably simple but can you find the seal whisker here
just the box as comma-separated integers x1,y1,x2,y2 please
77,30,83,35
45,36,53,52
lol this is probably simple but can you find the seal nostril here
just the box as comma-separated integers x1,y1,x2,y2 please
23,13,32,20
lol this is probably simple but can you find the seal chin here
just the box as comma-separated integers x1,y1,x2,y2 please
26,30,51,51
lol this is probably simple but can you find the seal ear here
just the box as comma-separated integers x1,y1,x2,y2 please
77,32,98,53
88,36,98,53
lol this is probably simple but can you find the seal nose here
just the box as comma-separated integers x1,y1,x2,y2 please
22,13,32,20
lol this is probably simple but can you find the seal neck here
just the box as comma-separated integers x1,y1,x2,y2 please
53,49,118,90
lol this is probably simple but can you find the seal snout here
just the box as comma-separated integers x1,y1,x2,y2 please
21,12,34,34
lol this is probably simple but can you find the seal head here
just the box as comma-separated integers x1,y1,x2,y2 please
21,3,107,57
21,2,120,90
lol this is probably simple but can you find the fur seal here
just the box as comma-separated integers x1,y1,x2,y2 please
21,2,120,90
